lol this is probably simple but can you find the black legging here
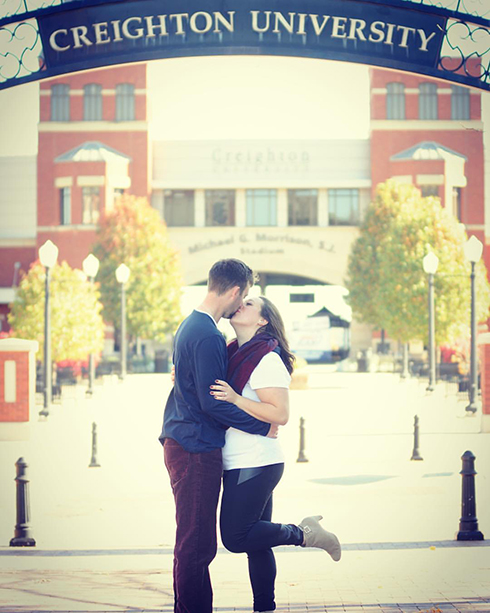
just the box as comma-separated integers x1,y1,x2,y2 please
220,463,304,612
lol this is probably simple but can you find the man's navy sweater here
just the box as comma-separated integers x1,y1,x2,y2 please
159,310,270,453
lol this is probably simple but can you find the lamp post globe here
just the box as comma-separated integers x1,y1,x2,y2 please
39,240,59,268
423,252,439,275
82,254,100,279
38,240,58,418
115,263,131,285
464,236,483,414
464,235,484,264
82,254,100,396
115,264,131,380
423,252,439,392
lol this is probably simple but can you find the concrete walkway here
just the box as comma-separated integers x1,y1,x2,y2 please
0,370,489,612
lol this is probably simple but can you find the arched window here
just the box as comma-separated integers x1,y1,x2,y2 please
115,83,135,121
386,83,405,120
83,84,102,120
51,84,70,121
419,83,438,120
451,85,470,120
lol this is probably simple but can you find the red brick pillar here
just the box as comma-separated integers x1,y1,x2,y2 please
0,339,39,441
478,333,490,433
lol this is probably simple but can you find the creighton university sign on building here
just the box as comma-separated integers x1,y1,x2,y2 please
0,0,489,90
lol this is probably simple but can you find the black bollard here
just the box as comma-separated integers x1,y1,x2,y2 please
457,450,484,541
296,417,309,463
410,415,423,461
89,422,101,468
10,458,36,547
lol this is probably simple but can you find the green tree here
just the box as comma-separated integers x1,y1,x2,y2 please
92,195,182,342
8,261,105,361
345,181,412,327
346,180,490,346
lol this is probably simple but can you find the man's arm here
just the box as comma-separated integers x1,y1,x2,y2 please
194,335,271,436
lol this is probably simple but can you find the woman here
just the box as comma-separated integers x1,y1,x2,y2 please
210,295,340,613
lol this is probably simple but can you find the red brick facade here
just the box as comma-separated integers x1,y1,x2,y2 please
0,351,29,422
369,66,485,266
37,63,150,271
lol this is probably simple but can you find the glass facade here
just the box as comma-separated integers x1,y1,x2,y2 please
83,84,102,121
116,84,135,121
164,190,195,226
453,187,462,221
246,189,277,226
205,190,235,226
420,185,440,198
451,85,470,120
419,83,438,120
328,189,360,226
51,84,70,121
386,83,405,120
82,187,101,224
288,189,318,226
59,187,71,225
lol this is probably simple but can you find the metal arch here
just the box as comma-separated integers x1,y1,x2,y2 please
0,0,489,90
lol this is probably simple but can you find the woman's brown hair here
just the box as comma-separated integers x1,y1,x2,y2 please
256,296,296,375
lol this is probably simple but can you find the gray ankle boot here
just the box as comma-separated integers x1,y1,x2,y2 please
299,515,341,561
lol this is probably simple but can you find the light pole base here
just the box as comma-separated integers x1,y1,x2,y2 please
457,530,484,541
10,536,36,547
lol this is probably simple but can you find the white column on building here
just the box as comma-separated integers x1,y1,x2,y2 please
151,190,164,219
235,189,246,227
277,188,288,227
318,188,329,227
195,189,205,227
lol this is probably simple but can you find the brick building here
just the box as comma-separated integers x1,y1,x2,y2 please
0,62,486,354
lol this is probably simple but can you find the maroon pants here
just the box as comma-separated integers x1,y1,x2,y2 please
163,438,223,613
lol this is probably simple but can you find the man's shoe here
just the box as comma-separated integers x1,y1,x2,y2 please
299,515,341,561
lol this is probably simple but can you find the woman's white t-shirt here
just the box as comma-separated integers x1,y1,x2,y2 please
222,351,291,471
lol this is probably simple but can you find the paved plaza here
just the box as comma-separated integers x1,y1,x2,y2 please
0,369,489,612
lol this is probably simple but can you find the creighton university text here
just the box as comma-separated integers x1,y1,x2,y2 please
48,10,438,53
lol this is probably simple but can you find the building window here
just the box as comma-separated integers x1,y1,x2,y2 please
386,83,405,120
59,187,71,225
246,189,277,226
419,83,438,120
420,185,439,198
451,85,470,120
164,190,195,226
51,84,70,121
82,187,101,224
116,84,135,121
288,189,318,226
205,190,235,226
328,189,360,226
453,187,462,221
83,84,102,120
290,293,315,303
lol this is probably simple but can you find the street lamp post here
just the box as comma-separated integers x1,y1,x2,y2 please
115,264,131,380
423,251,439,392
38,240,58,417
82,254,100,396
464,236,484,414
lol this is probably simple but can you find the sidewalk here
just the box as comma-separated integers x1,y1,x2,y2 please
1,371,489,612
1,542,490,612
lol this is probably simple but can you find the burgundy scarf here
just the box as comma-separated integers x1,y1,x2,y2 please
226,333,278,394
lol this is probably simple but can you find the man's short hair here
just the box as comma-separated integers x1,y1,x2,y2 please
208,259,254,295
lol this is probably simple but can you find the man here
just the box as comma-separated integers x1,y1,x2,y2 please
160,259,276,613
